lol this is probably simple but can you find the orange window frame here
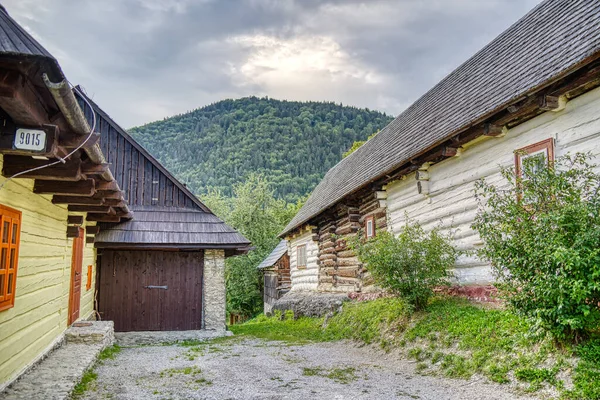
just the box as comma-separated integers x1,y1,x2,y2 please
514,138,555,178
0,204,21,312
364,215,376,238
297,244,307,269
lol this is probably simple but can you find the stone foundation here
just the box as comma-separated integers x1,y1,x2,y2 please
272,291,350,318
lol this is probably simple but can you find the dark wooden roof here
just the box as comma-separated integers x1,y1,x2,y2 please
257,240,288,269
95,206,251,249
0,4,63,81
283,0,600,236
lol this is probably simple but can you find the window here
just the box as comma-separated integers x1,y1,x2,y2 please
0,205,21,311
365,215,376,238
297,244,307,269
515,138,555,180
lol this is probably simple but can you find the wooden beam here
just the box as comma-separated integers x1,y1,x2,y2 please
483,123,505,137
2,155,83,181
33,178,95,196
86,236,95,244
86,226,100,235
60,132,101,149
66,226,81,238
68,205,112,213
81,162,110,175
95,180,120,191
0,71,50,126
52,195,104,205
67,215,84,225
102,199,126,207
93,191,122,200
86,213,121,223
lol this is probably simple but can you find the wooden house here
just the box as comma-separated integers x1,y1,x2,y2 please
257,240,291,314
281,0,600,294
0,5,249,389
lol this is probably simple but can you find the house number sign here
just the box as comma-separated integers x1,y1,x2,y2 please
14,128,46,152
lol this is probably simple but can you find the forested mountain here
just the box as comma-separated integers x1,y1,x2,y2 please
129,97,393,202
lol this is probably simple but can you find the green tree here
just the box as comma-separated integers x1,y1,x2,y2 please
202,175,303,318
472,153,600,342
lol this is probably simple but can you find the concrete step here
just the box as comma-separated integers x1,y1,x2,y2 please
1,321,114,400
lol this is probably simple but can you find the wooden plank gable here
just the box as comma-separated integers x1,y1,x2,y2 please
75,91,209,212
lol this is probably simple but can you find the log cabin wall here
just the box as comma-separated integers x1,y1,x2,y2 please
76,94,202,210
316,187,387,293
288,229,319,291
273,253,291,293
386,86,600,284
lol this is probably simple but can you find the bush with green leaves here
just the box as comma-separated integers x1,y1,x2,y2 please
472,152,600,342
350,220,457,310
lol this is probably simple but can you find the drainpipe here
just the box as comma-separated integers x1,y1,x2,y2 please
42,74,130,214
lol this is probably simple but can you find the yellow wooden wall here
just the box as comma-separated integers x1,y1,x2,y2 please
0,155,97,388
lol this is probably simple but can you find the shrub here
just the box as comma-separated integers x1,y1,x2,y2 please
350,220,457,310
473,153,600,342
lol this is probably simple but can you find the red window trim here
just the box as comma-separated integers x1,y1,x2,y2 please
297,244,307,269
514,138,555,178
364,215,376,238
0,204,21,312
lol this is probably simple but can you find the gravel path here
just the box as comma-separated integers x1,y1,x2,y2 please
81,338,536,400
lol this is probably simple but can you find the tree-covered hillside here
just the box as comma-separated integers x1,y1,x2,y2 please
129,97,393,202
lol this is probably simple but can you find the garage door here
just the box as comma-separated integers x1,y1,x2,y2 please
97,250,204,332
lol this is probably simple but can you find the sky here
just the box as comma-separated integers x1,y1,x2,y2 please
6,0,541,128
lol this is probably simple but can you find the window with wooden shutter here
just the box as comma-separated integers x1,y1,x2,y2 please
364,215,376,238
297,244,307,269
0,204,21,311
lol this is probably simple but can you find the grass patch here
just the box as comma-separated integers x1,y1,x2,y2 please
160,366,202,378
97,345,121,361
72,370,98,397
302,366,358,384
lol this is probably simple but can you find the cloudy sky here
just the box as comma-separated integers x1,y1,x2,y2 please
6,0,540,128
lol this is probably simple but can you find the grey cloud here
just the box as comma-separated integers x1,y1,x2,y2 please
5,0,541,127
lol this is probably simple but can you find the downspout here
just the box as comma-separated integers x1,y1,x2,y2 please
42,74,130,214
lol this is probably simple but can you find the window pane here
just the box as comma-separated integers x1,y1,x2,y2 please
0,274,4,296
7,273,12,294
9,249,15,270
2,221,8,243
0,248,6,269
11,223,17,244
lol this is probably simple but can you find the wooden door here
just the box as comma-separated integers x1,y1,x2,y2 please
68,228,84,325
97,250,204,332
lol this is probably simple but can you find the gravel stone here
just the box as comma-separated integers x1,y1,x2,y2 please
80,338,537,400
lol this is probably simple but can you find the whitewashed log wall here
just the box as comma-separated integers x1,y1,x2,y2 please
386,86,600,284
288,231,319,291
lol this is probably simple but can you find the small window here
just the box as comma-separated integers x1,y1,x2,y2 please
86,265,93,290
515,138,554,180
297,244,307,269
365,215,376,238
0,204,21,311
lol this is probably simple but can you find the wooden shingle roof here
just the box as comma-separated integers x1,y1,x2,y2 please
96,206,251,249
257,240,288,269
282,0,600,236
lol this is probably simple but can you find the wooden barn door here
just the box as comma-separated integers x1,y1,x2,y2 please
97,250,204,331
68,228,84,325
